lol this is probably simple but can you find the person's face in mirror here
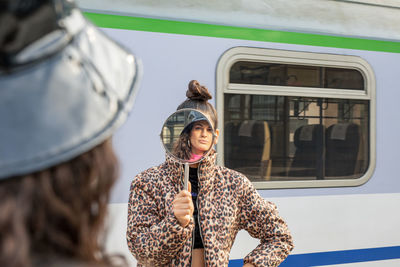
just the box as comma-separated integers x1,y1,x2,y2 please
189,121,214,155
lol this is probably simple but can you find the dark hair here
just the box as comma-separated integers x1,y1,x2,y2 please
0,139,125,267
177,80,218,129
172,130,192,161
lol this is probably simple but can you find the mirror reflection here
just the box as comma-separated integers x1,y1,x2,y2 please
160,109,215,163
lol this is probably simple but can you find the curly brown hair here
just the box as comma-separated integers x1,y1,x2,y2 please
172,128,192,161
0,139,125,267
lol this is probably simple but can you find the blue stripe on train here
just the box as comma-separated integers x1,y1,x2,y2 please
228,246,400,266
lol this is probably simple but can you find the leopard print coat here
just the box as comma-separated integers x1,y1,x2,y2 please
127,151,293,266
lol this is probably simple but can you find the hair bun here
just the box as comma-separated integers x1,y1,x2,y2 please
186,80,212,101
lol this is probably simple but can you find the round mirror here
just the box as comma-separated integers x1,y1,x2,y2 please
160,108,215,164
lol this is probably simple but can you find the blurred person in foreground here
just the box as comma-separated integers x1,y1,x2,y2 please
0,0,141,266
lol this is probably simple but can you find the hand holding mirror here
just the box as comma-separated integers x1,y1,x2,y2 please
160,108,216,191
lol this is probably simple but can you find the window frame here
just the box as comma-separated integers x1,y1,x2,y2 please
216,47,376,189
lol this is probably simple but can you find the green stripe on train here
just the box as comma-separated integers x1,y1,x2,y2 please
84,12,400,53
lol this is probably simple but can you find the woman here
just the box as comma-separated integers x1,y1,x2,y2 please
0,0,141,266
127,80,293,266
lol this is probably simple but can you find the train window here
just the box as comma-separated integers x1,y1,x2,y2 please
230,62,364,90
216,47,375,189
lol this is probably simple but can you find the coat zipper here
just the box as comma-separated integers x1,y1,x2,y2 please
190,223,195,267
190,167,206,267
196,167,206,266
189,166,194,267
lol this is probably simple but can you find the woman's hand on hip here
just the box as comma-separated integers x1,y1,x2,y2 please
173,184,193,227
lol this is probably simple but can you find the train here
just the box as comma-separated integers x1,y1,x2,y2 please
76,0,400,266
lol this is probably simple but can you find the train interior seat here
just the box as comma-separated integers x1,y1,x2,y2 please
224,121,241,169
224,120,271,179
288,124,324,178
325,123,360,177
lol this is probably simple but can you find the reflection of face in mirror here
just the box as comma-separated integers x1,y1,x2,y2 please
161,109,215,163
189,121,214,155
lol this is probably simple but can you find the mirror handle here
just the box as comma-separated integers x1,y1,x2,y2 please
184,163,189,191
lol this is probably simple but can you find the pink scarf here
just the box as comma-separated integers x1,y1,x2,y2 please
189,153,202,162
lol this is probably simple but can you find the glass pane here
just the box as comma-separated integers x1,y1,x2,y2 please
325,68,364,90
229,61,364,90
224,93,369,182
